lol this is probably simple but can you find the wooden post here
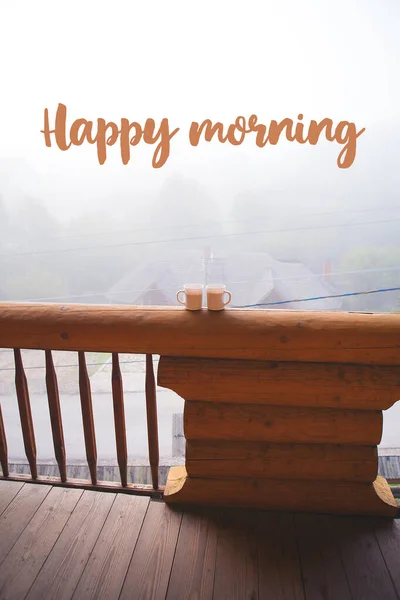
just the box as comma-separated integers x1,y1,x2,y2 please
78,351,97,485
14,349,37,479
145,354,159,490
111,353,128,487
45,350,67,482
0,403,9,477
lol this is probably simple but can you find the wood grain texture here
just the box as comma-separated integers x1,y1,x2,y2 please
0,481,399,599
2,303,400,365
184,401,383,445
145,354,159,490
72,493,149,600
0,481,24,517
0,487,81,600
186,441,378,482
0,404,8,477
158,356,400,410
14,349,37,479
78,351,97,485
212,508,258,600
120,502,183,600
334,516,399,600
164,468,398,517
295,514,352,600
374,518,400,598
26,490,115,600
166,507,218,600
0,483,51,564
258,512,305,600
111,353,128,487
45,350,67,482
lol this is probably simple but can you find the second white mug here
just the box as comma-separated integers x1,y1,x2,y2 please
206,284,232,311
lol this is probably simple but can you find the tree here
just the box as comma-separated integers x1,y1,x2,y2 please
2,263,68,301
338,246,400,312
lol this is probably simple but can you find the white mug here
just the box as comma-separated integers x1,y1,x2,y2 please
176,283,204,311
206,284,232,311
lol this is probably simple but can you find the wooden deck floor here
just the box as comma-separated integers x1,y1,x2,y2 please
0,481,400,600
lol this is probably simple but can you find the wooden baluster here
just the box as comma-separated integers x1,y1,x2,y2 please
78,351,97,485
45,350,67,482
14,349,37,479
0,403,9,477
111,353,128,487
145,354,159,489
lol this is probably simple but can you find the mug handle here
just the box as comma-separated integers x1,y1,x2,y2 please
176,290,186,305
223,291,232,306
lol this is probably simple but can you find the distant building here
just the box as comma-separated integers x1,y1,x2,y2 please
106,250,341,310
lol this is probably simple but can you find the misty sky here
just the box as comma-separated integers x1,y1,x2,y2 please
0,0,399,220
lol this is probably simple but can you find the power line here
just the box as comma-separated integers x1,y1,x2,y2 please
1,217,400,260
6,203,400,245
6,264,400,303
235,285,400,308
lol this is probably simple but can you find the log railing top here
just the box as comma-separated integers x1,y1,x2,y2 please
1,302,400,364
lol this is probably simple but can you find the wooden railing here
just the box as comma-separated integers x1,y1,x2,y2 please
0,347,160,494
0,303,164,495
0,302,400,516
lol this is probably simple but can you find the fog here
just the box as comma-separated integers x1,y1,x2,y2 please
0,0,399,311
0,0,400,468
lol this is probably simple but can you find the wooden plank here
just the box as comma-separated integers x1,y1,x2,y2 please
158,356,400,410
0,482,51,563
166,507,218,600
187,440,378,461
14,349,37,479
2,303,400,365
119,501,182,600
334,515,398,600
374,518,400,598
0,473,164,497
145,354,159,489
26,490,115,600
72,493,149,600
45,350,67,482
295,514,352,600
0,404,9,477
186,441,377,482
212,508,258,600
0,481,25,516
258,512,305,600
0,487,82,600
78,351,97,485
184,401,383,445
111,353,128,487
164,467,398,517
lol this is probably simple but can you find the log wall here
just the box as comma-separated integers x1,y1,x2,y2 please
160,356,399,517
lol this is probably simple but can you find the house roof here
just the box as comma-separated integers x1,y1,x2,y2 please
106,251,341,310
378,456,400,481
268,258,341,310
106,251,205,305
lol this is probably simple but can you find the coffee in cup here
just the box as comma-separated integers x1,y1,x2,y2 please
176,283,204,311
206,284,232,311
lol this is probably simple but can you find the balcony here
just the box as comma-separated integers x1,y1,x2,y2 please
0,302,399,599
